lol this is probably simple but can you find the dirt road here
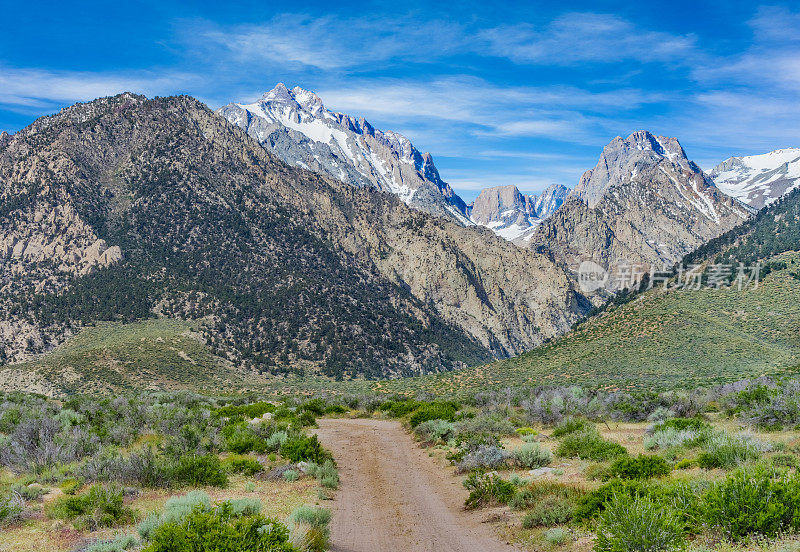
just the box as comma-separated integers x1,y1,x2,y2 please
314,418,519,552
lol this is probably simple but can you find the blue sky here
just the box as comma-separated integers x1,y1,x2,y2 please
2,1,799,201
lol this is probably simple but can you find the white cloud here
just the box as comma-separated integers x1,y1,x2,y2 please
195,14,465,71
0,67,198,110
479,13,696,65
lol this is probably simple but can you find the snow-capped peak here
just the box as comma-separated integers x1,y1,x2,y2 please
218,84,470,222
709,147,800,209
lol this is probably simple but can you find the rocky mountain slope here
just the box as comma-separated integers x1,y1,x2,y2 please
0,94,586,378
218,84,470,224
530,131,751,283
709,148,800,209
468,184,568,242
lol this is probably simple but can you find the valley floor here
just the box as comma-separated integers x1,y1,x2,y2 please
314,418,518,552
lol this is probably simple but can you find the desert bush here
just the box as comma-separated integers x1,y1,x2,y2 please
0,491,24,525
557,431,627,461
463,472,516,509
266,430,289,452
552,418,591,438
287,505,331,552
280,434,332,464
172,454,228,487
454,414,516,438
574,480,648,522
137,491,211,540
414,419,455,443
606,455,671,480
283,469,300,482
222,455,263,476
307,460,339,489
650,418,710,434
214,401,276,420
48,484,134,530
86,534,139,552
644,428,705,451
456,445,509,473
522,495,573,527
513,443,553,469
696,432,768,469
142,502,294,552
701,466,800,541
594,494,685,552
409,402,459,427
544,527,568,545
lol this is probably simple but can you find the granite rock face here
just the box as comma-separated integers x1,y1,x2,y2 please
469,184,568,243
531,131,752,282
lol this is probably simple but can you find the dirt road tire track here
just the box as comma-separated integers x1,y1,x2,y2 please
315,418,519,552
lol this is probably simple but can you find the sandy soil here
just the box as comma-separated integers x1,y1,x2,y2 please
315,418,520,552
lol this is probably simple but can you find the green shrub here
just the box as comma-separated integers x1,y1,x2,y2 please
283,469,300,482
137,491,211,540
0,492,24,525
324,404,348,415
229,498,262,517
513,443,553,469
696,433,765,469
307,460,339,489
142,502,294,552
543,527,568,545
516,427,537,436
651,418,710,434
379,400,422,418
557,431,627,461
414,419,455,442
701,466,800,541
48,484,134,530
86,534,139,552
522,495,573,527
463,472,515,509
300,399,327,416
266,431,289,452
287,506,331,552
222,455,264,476
552,418,591,438
214,401,276,420
574,480,648,522
606,455,671,480
172,454,228,487
409,402,458,428
594,494,685,552
224,423,269,454
280,435,332,464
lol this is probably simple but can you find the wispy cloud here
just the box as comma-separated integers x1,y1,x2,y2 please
0,66,198,112
313,76,663,143
192,14,466,72
479,13,696,66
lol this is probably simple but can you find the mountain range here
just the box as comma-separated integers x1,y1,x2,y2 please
0,93,583,379
1,85,798,388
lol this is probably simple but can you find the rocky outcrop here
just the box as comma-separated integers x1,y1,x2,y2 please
709,148,800,209
218,84,471,224
531,131,752,283
469,184,568,242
